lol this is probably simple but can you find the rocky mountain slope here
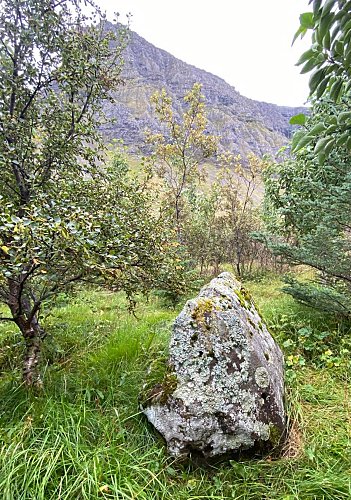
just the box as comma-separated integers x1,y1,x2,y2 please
103,25,306,158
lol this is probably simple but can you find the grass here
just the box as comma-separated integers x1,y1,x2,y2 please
0,279,350,499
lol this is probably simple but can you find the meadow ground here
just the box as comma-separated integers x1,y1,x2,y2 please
0,275,350,499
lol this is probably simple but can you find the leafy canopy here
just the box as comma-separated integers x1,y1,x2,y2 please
292,0,351,158
262,0,351,318
0,0,185,385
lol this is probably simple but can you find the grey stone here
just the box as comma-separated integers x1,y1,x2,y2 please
141,272,285,458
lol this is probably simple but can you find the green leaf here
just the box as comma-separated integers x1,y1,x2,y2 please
291,130,306,151
323,30,331,50
320,0,336,19
291,122,325,153
336,131,350,146
314,136,333,153
345,45,351,69
313,0,322,16
330,23,340,44
292,25,306,45
300,57,319,74
292,133,313,153
329,78,343,101
314,137,335,164
325,123,337,134
342,17,351,36
316,77,328,98
337,111,351,124
308,122,326,136
296,48,316,66
318,150,326,164
333,40,344,57
300,12,314,29
309,67,328,94
324,139,334,157
289,113,307,126
316,11,334,45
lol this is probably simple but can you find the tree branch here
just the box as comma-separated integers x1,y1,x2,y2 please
0,38,15,63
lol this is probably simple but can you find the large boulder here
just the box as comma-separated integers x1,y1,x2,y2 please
141,272,285,458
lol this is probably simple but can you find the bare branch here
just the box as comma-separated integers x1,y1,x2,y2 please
0,316,15,322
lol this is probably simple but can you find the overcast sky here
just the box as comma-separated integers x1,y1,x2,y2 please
96,0,312,107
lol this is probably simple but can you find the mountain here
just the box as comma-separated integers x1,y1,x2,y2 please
103,26,306,158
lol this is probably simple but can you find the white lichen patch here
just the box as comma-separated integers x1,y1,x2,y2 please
255,366,270,388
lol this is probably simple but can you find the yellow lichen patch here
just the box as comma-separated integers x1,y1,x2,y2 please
235,286,257,311
234,289,249,309
240,286,253,304
191,297,217,329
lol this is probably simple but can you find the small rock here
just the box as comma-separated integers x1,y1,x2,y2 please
140,272,285,458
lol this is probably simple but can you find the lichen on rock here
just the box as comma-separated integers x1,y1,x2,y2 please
140,272,285,458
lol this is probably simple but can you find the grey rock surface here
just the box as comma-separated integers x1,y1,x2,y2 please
103,25,307,159
141,272,285,458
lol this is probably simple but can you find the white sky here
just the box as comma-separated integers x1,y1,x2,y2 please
96,0,312,107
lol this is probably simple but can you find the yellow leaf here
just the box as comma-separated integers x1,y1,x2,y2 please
99,485,111,493
1,245,9,254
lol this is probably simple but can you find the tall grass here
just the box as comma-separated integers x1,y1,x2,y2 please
0,283,350,499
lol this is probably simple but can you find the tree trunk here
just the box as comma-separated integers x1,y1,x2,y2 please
22,323,42,387
15,311,44,387
8,277,45,387
236,261,241,278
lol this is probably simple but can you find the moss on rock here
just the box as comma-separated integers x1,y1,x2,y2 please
139,357,178,407
269,423,284,448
